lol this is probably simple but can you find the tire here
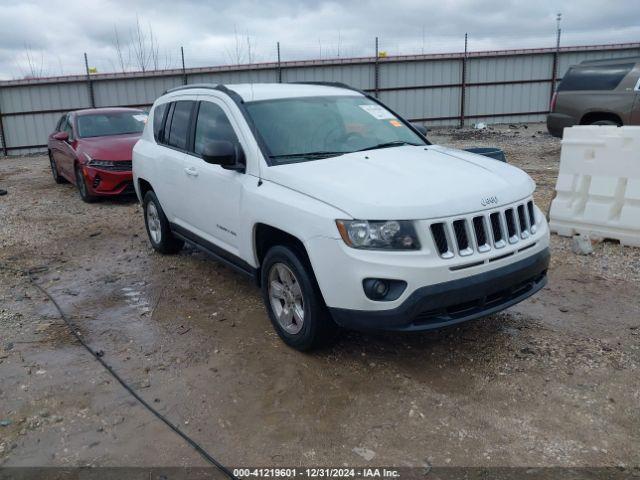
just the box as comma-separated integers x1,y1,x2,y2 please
143,190,184,254
590,120,619,126
75,164,97,203
49,151,66,184
261,245,338,351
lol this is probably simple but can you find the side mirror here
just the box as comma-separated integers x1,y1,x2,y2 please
201,140,245,172
412,124,428,137
53,131,69,141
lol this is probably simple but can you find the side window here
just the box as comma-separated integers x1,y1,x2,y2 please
161,103,175,145
63,116,74,141
152,102,169,142
558,63,635,91
55,114,66,132
166,101,195,150
194,101,239,156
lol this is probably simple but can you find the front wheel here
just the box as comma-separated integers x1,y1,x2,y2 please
49,152,66,184
75,165,97,203
143,190,184,254
261,245,338,351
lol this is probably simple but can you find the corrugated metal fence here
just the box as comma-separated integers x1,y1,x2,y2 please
1,42,639,156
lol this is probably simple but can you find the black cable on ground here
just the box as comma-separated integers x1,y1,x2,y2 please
1,263,237,479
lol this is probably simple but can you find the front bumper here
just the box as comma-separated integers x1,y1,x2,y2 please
82,166,134,196
329,247,549,332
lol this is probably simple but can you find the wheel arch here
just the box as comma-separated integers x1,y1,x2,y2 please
253,223,313,286
580,111,623,126
138,178,154,199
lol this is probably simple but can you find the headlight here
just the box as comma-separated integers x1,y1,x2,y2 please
84,153,115,169
336,220,420,250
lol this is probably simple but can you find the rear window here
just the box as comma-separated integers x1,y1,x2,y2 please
153,103,169,142
558,63,634,92
77,111,147,138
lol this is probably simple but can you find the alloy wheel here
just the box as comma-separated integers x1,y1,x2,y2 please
146,201,162,245
268,262,304,334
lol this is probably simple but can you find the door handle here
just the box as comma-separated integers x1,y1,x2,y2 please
184,167,199,177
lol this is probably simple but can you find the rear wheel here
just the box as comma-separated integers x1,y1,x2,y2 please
261,245,338,351
49,152,65,184
589,119,619,126
143,190,184,254
75,164,97,203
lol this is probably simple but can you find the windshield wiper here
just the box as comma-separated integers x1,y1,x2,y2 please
270,151,345,160
356,141,422,152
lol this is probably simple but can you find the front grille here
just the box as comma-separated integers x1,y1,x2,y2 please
91,161,132,172
109,161,132,171
429,199,538,259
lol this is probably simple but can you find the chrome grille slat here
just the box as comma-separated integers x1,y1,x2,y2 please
527,200,537,233
517,204,529,239
429,199,538,259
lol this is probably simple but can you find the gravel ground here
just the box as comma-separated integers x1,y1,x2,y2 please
0,123,638,472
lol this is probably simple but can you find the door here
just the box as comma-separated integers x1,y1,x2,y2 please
179,99,244,255
153,100,196,223
57,115,77,178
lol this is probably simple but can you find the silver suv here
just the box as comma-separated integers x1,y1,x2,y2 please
547,57,640,137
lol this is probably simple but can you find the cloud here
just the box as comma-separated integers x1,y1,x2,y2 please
0,0,639,79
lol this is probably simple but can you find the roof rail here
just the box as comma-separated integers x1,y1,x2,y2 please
290,81,366,95
163,83,219,95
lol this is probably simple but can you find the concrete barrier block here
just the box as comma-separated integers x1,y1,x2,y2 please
549,126,640,248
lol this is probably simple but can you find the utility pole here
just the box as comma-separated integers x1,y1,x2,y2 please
374,37,380,98
277,42,282,83
181,46,187,85
550,13,562,105
460,33,468,128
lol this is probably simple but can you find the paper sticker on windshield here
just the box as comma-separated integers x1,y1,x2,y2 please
359,104,396,120
389,120,402,127
133,114,148,123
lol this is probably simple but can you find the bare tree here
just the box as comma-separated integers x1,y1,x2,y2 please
225,26,256,65
113,26,128,72
148,22,160,70
131,15,150,71
20,44,45,78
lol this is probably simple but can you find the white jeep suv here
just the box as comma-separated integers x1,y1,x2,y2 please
133,83,550,350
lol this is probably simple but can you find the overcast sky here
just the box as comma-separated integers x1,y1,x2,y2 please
1,0,639,80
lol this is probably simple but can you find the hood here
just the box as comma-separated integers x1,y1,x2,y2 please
262,145,535,220
78,133,141,161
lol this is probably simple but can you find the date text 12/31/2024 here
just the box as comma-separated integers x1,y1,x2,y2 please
233,468,402,478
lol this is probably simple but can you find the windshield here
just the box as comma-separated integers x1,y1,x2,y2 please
77,111,148,138
244,95,426,164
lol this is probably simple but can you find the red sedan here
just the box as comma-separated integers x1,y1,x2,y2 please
47,108,148,202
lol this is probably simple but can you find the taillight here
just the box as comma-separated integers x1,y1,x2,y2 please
550,92,558,112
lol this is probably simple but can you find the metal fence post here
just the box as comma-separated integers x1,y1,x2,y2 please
84,53,95,108
459,33,468,128
181,46,187,85
374,37,380,98
550,13,562,106
277,42,282,83
0,100,7,157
